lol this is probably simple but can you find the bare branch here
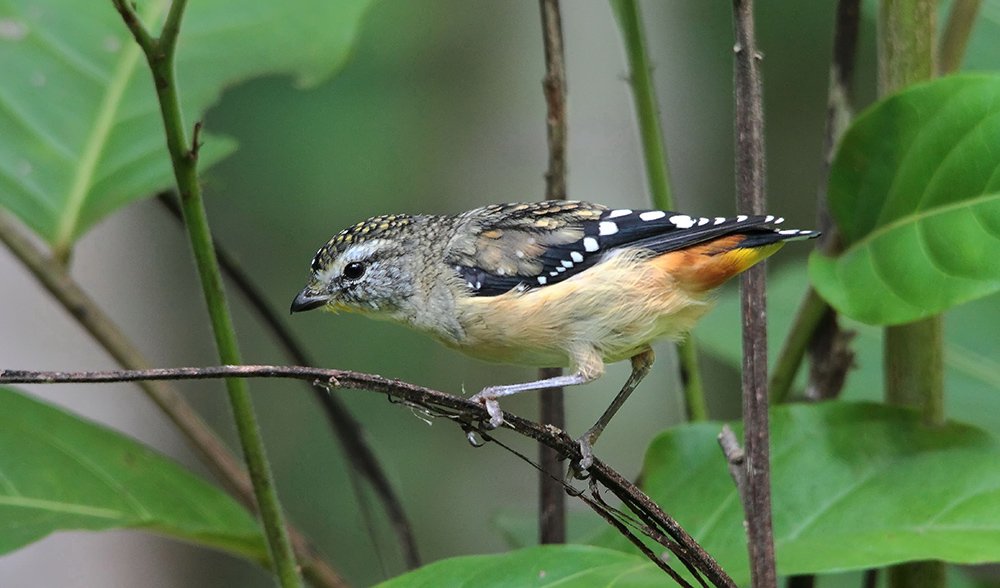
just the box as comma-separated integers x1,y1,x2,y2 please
538,0,569,546
1,364,736,587
731,0,777,584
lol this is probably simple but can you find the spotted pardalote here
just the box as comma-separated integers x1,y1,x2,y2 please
291,200,818,468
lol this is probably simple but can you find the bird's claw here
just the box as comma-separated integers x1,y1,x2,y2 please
572,435,595,478
470,392,505,429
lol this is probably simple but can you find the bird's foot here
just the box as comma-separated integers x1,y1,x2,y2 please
572,433,596,478
470,390,504,429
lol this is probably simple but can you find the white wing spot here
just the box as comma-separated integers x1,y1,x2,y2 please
668,214,696,228
608,209,632,219
714,217,726,225
467,281,475,289
639,210,667,221
583,237,599,252
736,215,749,222
697,217,710,226
599,221,619,236
570,251,584,263
537,276,548,285
556,266,566,273
561,260,574,268
777,229,800,235
550,270,559,276
764,215,774,222
775,217,785,224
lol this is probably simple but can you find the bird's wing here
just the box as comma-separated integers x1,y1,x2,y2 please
445,201,815,297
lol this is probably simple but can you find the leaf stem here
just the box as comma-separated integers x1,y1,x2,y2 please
610,0,708,421
110,2,301,585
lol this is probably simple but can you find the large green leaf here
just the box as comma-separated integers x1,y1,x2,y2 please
809,75,1000,325
0,387,265,561
377,545,665,588
0,0,373,253
695,263,1000,438
594,402,1000,585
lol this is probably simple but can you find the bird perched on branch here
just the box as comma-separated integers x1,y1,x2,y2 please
291,200,817,469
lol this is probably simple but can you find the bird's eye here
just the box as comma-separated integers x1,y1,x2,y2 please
342,262,367,281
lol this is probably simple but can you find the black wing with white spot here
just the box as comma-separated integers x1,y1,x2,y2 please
445,201,816,297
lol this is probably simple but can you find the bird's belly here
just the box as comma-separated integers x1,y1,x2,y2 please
451,250,714,367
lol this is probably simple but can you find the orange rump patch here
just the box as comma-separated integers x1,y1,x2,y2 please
650,235,784,292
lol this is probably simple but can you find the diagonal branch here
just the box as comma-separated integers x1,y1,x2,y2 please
157,193,419,569
0,210,345,588
1,364,736,588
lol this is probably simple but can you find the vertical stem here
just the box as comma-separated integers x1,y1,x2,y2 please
938,0,981,75
538,0,568,545
732,0,777,586
110,1,302,585
610,0,708,421
878,2,945,587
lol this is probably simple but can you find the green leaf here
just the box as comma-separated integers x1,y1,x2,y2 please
0,0,373,252
696,263,1000,438
377,545,665,588
809,74,1000,325
0,387,265,561
594,402,1000,584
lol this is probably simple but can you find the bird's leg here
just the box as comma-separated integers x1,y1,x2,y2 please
576,346,655,471
470,349,604,429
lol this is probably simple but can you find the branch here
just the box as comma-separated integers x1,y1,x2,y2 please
938,0,981,76
1,364,736,588
610,0,708,422
157,193,419,569
108,1,301,585
731,0,777,585
538,0,569,546
0,210,345,587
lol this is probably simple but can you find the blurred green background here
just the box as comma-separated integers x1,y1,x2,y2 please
3,0,910,586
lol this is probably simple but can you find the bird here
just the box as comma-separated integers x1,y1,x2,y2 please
291,200,818,469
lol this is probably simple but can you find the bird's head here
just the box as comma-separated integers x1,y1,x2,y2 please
291,215,419,318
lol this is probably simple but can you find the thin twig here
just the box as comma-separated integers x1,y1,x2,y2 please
716,425,747,499
610,0,708,422
0,364,736,587
731,0,777,585
0,210,346,588
157,193,420,569
109,1,301,584
538,0,569,546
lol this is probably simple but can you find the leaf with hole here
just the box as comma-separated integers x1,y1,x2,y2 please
809,74,1000,325
0,387,265,561
0,0,374,256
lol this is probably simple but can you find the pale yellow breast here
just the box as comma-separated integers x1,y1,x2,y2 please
449,250,713,368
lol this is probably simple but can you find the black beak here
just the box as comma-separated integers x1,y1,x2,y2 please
290,289,329,314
